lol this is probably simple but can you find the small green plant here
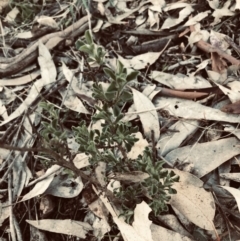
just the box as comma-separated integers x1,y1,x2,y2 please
39,30,179,222
76,30,106,66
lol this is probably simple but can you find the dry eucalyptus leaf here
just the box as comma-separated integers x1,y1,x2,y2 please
5,7,19,23
22,165,62,202
157,120,199,156
154,97,240,123
151,224,193,241
132,88,160,141
44,175,83,198
220,186,240,212
36,15,58,29
118,52,162,70
165,137,240,178
127,132,149,159
26,219,92,238
168,169,215,230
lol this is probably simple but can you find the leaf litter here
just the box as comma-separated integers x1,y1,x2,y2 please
1,0,240,240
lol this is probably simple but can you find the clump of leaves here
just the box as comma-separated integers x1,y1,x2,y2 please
9,0,41,23
40,30,179,222
76,30,106,66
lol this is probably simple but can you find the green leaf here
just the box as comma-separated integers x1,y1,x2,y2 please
121,91,132,101
126,71,139,82
105,91,116,101
113,105,121,117
107,81,118,92
75,40,85,50
85,30,93,44
117,61,124,74
79,45,93,55
103,67,116,80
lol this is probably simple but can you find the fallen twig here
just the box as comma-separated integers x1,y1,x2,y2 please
189,25,240,66
0,16,91,78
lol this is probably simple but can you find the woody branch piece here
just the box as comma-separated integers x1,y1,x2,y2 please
0,15,92,78
189,25,240,66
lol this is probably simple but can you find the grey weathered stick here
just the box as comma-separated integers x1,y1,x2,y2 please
0,16,90,77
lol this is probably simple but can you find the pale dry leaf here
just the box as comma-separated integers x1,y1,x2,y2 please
115,1,128,12
0,42,56,126
93,217,111,240
127,132,149,159
235,0,240,10
172,206,193,232
0,100,7,120
36,15,58,29
154,97,240,123
220,186,240,212
132,202,153,241
12,114,35,200
0,201,10,226
192,59,210,75
59,88,90,114
163,2,191,11
207,70,224,83
132,88,160,141
16,31,33,39
67,136,80,153
93,186,152,241
184,11,211,26
227,80,240,92
188,23,210,47
188,31,204,47
135,14,147,26
27,165,62,187
118,52,162,70
40,195,54,217
72,153,90,169
5,7,19,23
157,120,199,156
142,84,156,97
149,0,165,12
165,137,240,178
0,0,8,13
123,103,137,122
223,124,240,140
45,175,83,198
38,41,57,84
151,71,211,89
151,223,194,241
62,62,93,98
167,169,215,230
88,198,109,219
22,165,62,202
157,214,192,237
147,9,159,30
216,83,240,103
26,219,92,238
207,0,219,9
95,161,106,186
161,4,194,29
211,0,234,25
